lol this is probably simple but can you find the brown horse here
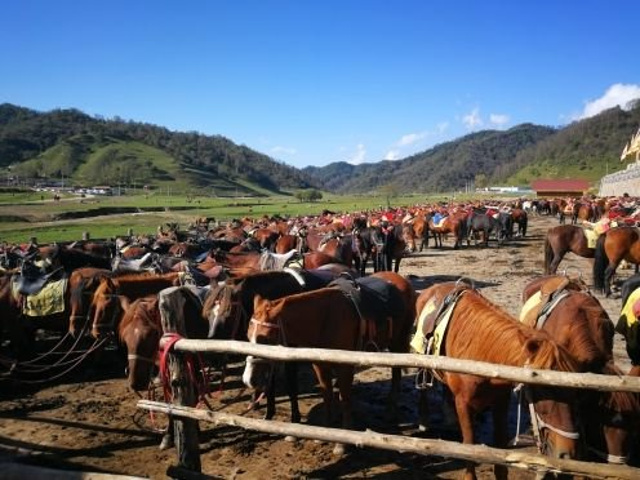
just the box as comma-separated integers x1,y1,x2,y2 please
89,272,182,338
415,282,581,480
593,227,640,296
510,208,528,237
522,275,640,465
119,286,210,392
0,267,110,356
242,271,416,454
544,224,594,274
210,249,342,276
204,264,353,422
426,211,467,249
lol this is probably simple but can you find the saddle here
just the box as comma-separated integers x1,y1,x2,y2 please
520,276,586,329
259,249,300,271
328,275,405,348
15,265,64,296
411,284,469,355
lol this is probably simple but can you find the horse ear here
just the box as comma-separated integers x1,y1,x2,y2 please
524,338,542,358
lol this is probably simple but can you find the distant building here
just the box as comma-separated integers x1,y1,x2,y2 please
531,179,590,197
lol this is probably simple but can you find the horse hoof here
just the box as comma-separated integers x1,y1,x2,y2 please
333,443,346,455
159,435,174,451
284,435,297,443
418,423,429,432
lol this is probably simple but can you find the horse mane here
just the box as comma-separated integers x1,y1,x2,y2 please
451,289,578,372
566,292,614,370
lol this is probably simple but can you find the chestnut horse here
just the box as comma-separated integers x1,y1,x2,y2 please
426,211,468,249
204,264,354,422
522,276,640,465
242,271,416,454
89,272,182,338
119,286,210,392
416,282,581,480
544,224,594,275
593,227,640,296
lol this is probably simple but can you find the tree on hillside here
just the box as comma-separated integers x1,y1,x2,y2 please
294,189,323,202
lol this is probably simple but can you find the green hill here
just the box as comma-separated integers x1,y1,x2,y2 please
0,104,313,195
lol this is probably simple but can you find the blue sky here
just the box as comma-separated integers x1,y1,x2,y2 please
1,1,639,168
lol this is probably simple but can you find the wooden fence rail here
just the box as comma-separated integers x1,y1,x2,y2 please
137,400,640,480
163,338,640,393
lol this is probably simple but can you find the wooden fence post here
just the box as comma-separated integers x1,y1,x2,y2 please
159,289,202,474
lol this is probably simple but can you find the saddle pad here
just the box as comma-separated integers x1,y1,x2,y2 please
411,298,437,353
619,287,640,334
433,216,448,228
584,229,599,249
520,291,543,328
15,277,68,317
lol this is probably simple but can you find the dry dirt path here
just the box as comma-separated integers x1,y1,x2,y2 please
0,215,634,479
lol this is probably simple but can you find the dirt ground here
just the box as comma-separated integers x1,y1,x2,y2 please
0,215,634,479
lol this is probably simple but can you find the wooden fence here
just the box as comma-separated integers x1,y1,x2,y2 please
137,309,640,479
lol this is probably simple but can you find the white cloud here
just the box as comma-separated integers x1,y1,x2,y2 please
462,108,483,129
398,132,426,146
384,150,400,161
348,143,366,165
489,113,510,127
271,146,297,155
576,83,640,119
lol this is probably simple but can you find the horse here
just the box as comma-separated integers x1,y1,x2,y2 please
522,275,640,465
511,208,528,237
467,212,501,247
0,267,110,357
242,271,416,454
204,264,354,423
119,286,210,392
415,282,581,480
426,211,467,249
89,272,183,338
543,224,594,275
593,227,640,296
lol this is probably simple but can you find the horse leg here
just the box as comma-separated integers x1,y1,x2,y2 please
264,368,277,420
491,392,510,480
333,365,355,455
312,363,335,427
285,362,301,424
418,389,430,431
455,395,479,480
604,263,618,297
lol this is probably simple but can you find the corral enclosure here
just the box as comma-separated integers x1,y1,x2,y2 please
0,214,637,479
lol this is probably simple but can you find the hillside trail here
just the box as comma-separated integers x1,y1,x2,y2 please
0,215,633,479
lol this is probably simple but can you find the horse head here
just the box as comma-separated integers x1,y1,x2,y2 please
119,297,161,391
90,277,127,339
204,281,242,340
242,294,283,390
523,336,582,460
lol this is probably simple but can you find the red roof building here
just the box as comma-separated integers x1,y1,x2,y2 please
530,179,590,197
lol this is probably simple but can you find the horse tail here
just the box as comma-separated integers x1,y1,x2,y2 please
593,234,608,292
544,234,553,275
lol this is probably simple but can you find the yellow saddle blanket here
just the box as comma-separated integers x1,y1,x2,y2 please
13,277,68,317
411,296,456,357
584,229,599,249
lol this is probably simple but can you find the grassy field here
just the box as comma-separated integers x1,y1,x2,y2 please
0,190,454,243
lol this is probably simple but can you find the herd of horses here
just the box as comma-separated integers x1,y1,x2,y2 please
1,200,639,478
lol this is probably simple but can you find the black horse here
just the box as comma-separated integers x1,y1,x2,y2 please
467,212,504,247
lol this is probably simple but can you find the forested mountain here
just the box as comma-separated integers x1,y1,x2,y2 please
2,101,639,195
0,104,313,195
505,102,640,184
305,124,556,193
305,102,640,193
